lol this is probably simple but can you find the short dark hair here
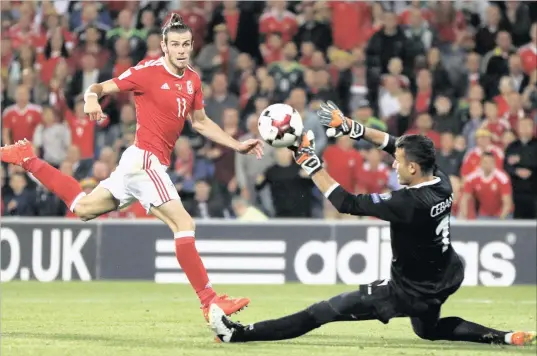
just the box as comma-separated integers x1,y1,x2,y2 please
395,135,436,175
482,151,495,158
162,14,192,43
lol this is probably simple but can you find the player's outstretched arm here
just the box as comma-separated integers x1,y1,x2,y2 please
84,80,121,122
317,100,397,156
190,109,264,159
292,131,413,223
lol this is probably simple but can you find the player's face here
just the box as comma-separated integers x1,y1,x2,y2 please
162,31,193,71
393,148,413,185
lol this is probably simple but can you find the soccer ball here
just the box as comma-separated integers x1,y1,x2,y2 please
258,103,304,148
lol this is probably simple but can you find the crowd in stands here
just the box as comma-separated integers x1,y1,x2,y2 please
1,1,536,220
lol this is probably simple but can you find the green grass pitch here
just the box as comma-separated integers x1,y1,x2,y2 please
1,283,536,356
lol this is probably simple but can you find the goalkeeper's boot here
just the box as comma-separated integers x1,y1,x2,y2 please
202,294,249,322
0,139,35,166
507,331,536,346
209,304,246,343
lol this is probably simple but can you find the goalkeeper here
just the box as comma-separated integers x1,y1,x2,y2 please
208,101,536,346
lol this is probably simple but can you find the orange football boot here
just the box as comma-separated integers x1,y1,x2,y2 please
0,139,35,165
509,331,536,346
202,294,249,322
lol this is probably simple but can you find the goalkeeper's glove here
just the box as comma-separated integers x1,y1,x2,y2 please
317,100,365,140
290,130,322,176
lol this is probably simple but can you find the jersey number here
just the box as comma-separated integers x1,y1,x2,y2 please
177,98,187,118
436,215,450,253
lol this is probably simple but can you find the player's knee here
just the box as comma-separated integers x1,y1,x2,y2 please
169,212,195,232
73,200,97,222
412,323,437,341
306,300,339,325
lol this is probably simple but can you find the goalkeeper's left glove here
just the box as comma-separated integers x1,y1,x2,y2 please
290,130,322,176
317,100,365,140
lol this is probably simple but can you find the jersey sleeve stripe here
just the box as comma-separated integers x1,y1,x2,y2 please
324,183,341,199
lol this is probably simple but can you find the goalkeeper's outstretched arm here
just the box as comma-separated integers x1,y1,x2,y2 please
362,127,397,157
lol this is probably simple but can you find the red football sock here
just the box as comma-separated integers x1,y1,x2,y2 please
174,232,216,306
22,158,83,211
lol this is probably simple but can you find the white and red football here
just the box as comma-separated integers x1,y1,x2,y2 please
257,103,304,148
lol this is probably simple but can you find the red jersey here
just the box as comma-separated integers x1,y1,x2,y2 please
65,111,110,159
2,104,42,143
358,162,390,194
414,90,432,113
259,10,298,43
518,44,536,75
463,169,512,217
8,24,40,50
460,146,504,177
329,1,370,50
481,118,510,146
112,58,204,166
323,144,363,193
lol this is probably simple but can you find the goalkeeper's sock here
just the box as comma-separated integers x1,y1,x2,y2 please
423,317,508,344
173,232,216,305
22,158,84,211
233,310,321,342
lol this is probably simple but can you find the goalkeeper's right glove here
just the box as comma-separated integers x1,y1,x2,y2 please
317,101,365,140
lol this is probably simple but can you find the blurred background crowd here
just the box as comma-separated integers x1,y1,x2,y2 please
1,0,536,220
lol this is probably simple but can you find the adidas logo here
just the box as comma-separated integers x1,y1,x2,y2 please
161,83,170,90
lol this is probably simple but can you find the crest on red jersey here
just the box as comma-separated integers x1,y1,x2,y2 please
175,84,182,91
187,80,193,94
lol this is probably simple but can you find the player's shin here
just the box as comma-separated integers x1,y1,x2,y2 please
173,232,216,305
23,158,85,211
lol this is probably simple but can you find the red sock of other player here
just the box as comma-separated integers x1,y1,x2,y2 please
23,158,84,211
174,232,216,306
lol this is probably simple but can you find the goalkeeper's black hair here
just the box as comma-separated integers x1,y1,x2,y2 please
162,13,193,43
395,134,436,176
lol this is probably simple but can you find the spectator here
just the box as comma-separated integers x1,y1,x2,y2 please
430,1,466,45
504,118,537,219
32,106,71,166
106,9,145,60
450,175,476,220
7,44,36,94
436,132,464,177
482,100,510,145
427,47,452,96
235,114,275,209
474,4,505,55
289,88,326,155
507,54,529,94
323,135,363,194
8,4,39,50
482,31,515,79
37,28,72,87
296,2,332,53
142,30,162,62
378,75,402,120
171,137,214,195
2,85,42,145
461,152,513,219
304,69,337,104
366,10,412,77
196,23,241,81
206,73,238,123
71,26,111,71
257,148,312,218
138,8,158,38
460,129,504,177
259,0,298,44
3,173,36,216
353,100,387,135
387,57,410,89
98,146,118,173
433,95,460,134
34,161,70,217
260,32,283,65
184,179,230,219
522,70,537,112
358,148,390,194
405,112,441,148
206,108,242,200
64,98,110,159
72,3,111,44
107,103,136,149
391,91,414,136
517,23,536,76
414,69,434,114
231,196,268,222
502,1,532,47
67,53,110,107
455,52,488,99
462,100,485,149
504,92,526,131
64,145,93,181
404,7,436,55
91,161,110,182
268,41,304,102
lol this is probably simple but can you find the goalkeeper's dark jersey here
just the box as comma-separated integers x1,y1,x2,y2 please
327,135,464,302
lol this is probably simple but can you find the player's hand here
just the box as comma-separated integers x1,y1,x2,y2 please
290,130,322,176
83,100,106,122
237,138,264,159
317,100,364,140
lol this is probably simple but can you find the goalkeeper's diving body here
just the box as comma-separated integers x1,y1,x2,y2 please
209,101,536,346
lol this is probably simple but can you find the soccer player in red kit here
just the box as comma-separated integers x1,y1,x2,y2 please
460,152,513,219
1,15,263,321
